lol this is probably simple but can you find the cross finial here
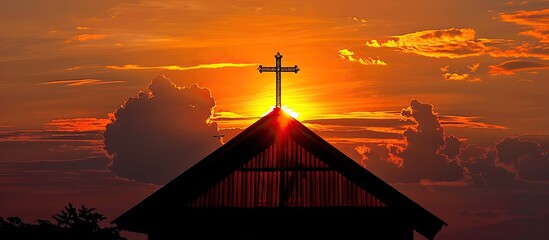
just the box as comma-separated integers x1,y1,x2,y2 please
258,53,299,108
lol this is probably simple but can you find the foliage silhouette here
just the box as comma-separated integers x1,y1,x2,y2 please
0,203,126,240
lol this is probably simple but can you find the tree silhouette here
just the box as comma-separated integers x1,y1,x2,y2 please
0,203,125,240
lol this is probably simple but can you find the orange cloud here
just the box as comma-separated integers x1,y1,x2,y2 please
489,60,549,75
39,79,124,86
349,17,367,23
358,57,387,66
65,66,82,71
365,28,491,58
76,26,90,30
338,49,356,61
468,63,480,72
106,63,258,71
355,145,371,163
103,75,222,184
212,111,260,129
439,115,506,129
338,48,387,66
443,72,470,81
45,118,110,132
440,65,482,82
499,9,549,43
386,143,404,168
67,34,106,42
489,43,549,60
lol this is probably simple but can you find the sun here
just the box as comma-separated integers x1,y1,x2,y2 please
262,106,299,119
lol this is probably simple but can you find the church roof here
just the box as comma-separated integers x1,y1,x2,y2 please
113,108,447,239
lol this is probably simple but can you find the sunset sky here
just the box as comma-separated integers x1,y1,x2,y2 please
1,0,548,239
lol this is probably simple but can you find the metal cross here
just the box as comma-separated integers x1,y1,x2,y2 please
258,52,299,108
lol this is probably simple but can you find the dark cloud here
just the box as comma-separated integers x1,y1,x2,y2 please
393,100,464,182
362,99,465,183
489,60,549,75
441,135,462,159
495,137,549,181
459,145,517,187
459,135,549,187
103,75,221,185
354,100,549,187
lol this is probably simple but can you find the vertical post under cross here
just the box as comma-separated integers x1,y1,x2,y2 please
258,52,299,108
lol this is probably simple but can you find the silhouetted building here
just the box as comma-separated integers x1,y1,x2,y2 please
114,108,447,239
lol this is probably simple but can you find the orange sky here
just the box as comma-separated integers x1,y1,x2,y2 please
1,0,547,135
1,1,548,239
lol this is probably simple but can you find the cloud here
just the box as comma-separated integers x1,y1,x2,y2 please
349,17,367,23
469,63,480,72
65,34,106,43
495,136,549,181
0,126,104,162
505,1,529,6
489,60,549,75
65,66,81,71
338,49,387,66
458,144,518,187
0,118,107,141
440,64,482,82
44,118,110,132
338,49,356,61
489,43,549,60
355,145,371,163
103,75,222,184
0,118,109,162
439,115,506,129
39,79,124,86
386,143,404,168
441,135,462,159
76,26,90,30
365,27,547,60
302,111,505,145
499,9,549,43
363,99,465,183
105,63,258,71
458,135,549,187
442,73,481,82
365,28,491,58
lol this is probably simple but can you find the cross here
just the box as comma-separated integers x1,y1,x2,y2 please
258,52,299,108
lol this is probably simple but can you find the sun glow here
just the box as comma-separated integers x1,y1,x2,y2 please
281,106,299,119
262,106,299,119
